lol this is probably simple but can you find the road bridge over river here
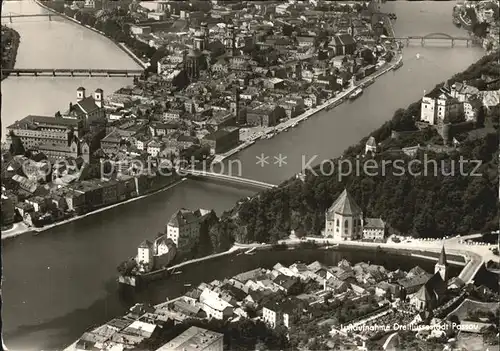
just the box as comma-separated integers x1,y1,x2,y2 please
179,169,277,190
391,33,474,47
1,12,62,22
1,68,144,77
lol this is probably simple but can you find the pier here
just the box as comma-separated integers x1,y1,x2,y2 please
1,68,144,77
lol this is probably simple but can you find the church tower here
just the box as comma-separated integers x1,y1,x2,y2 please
193,30,205,51
184,49,201,80
225,23,236,56
201,22,209,49
230,87,242,124
435,246,448,282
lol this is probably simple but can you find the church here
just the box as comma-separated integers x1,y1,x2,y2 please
410,246,449,311
324,189,385,241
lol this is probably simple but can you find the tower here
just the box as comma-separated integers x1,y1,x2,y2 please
76,87,86,102
325,189,363,240
94,88,103,108
81,141,90,163
193,31,205,51
185,49,200,80
440,123,452,146
435,246,448,282
295,62,302,80
201,22,209,48
225,23,236,56
230,87,241,123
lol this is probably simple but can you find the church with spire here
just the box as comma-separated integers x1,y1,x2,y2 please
410,246,449,312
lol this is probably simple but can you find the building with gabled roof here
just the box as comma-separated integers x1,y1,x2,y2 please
362,218,386,240
325,189,363,240
410,271,447,311
155,326,223,351
166,208,213,251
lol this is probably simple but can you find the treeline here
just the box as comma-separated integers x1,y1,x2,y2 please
206,51,500,251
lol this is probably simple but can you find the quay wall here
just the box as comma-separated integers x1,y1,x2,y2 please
3,178,186,240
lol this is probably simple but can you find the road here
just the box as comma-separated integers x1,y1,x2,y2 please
235,232,499,284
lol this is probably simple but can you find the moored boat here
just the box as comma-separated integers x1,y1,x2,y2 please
393,60,403,70
363,78,375,87
349,88,363,100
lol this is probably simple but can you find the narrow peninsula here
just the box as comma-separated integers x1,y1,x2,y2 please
1,25,20,81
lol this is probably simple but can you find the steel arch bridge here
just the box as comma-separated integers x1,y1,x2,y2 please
423,32,455,40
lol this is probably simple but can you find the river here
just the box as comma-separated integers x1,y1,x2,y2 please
0,1,487,350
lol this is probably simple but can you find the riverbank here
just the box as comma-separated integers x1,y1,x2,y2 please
76,237,485,350
125,231,485,289
213,52,403,164
1,178,187,241
33,0,148,69
1,26,20,81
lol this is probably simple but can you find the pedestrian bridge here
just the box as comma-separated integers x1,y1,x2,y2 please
180,169,277,190
1,68,144,78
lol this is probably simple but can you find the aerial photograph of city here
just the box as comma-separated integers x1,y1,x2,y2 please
0,0,499,350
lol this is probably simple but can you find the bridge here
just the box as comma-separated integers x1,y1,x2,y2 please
391,33,473,47
180,169,277,190
1,12,62,23
1,68,144,78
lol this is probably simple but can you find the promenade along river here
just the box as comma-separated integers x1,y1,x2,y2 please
1,1,486,350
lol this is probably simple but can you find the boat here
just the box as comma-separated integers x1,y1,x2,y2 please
393,60,403,70
349,88,363,100
363,78,375,87
184,283,191,287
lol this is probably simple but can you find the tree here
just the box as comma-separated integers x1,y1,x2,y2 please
282,24,293,36
472,22,490,38
8,131,25,155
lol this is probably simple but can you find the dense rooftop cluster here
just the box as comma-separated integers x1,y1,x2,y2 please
74,253,499,350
